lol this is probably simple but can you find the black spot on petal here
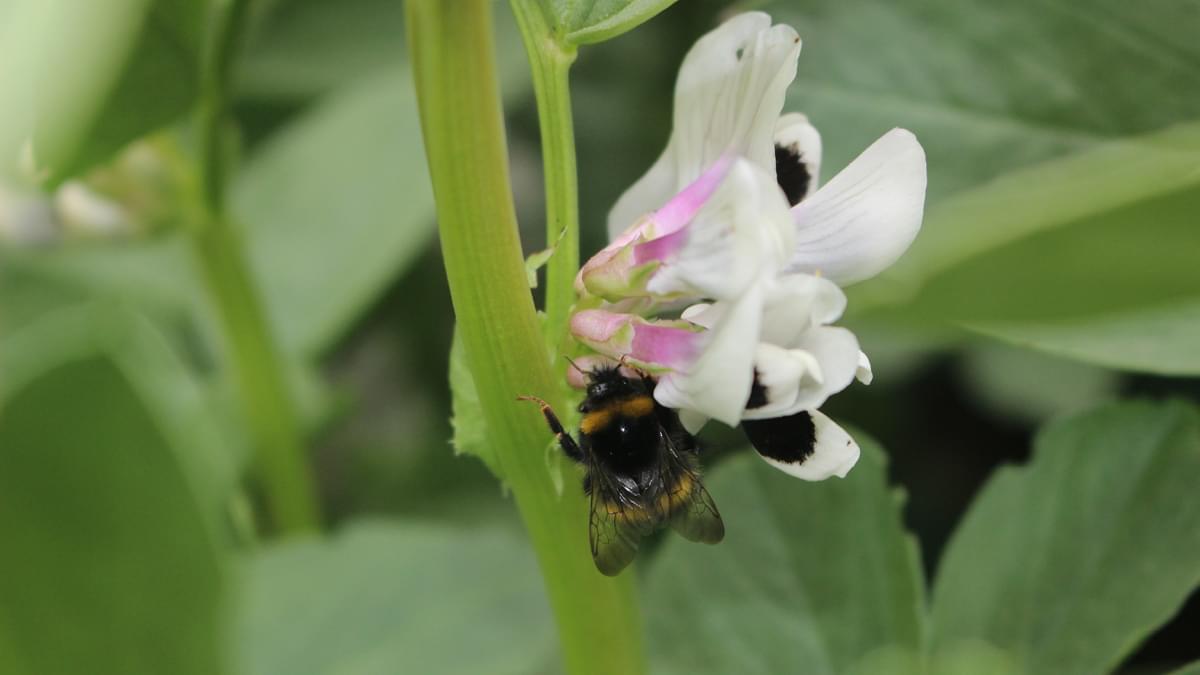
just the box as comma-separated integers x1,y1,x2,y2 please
742,411,817,466
775,143,811,206
746,370,769,410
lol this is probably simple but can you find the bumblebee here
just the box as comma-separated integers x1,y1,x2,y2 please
520,365,724,576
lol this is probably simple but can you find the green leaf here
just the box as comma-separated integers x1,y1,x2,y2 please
233,67,436,357
524,241,559,289
239,0,408,99
773,0,1200,202
886,122,1200,292
0,337,229,674
66,0,206,178
927,642,1022,675
852,122,1200,316
768,0,1200,366
39,0,207,181
0,303,242,510
5,64,437,361
930,401,1200,674
240,0,531,103
0,0,148,176
1169,661,1200,675
449,329,504,481
235,520,556,675
644,440,925,674
0,241,194,340
960,342,1118,425
967,299,1200,376
529,0,678,45
841,640,1023,675
849,124,1200,373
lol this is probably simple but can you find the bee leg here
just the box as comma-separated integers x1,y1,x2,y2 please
517,395,584,463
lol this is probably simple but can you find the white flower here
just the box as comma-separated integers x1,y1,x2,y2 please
572,12,927,481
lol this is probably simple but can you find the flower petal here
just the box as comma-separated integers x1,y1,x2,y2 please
856,350,874,385
584,157,759,303
570,310,702,371
742,343,824,418
757,273,846,347
606,145,678,242
786,128,927,284
672,13,800,180
790,326,860,397
644,159,794,299
742,326,859,419
654,282,764,427
607,13,801,239
677,408,709,435
774,112,822,205
741,409,860,480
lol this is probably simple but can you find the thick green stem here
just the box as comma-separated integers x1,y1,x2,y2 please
189,0,318,532
510,1,580,349
406,2,644,674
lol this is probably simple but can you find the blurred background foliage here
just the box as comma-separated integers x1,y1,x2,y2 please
0,0,1198,673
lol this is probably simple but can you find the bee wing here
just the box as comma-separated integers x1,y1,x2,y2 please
667,472,725,545
588,479,657,576
656,417,725,545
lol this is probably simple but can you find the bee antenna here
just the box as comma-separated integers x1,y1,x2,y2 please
563,355,586,375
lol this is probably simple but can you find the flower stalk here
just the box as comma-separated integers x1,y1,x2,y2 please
190,0,319,532
406,2,644,674
510,0,580,350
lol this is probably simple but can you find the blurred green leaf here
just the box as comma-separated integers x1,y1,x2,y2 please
65,0,206,178
842,640,1023,675
967,299,1200,376
853,121,1200,314
233,66,435,357
0,336,229,674
1170,661,1200,675
930,401,1200,674
885,122,1200,291
240,0,530,103
5,64,436,361
449,329,504,481
40,0,207,181
849,122,1200,373
774,0,1200,201
235,520,556,675
899,186,1200,321
644,441,925,674
0,241,193,338
960,342,1118,425
528,0,677,45
240,0,405,99
1,0,149,176
0,303,241,508
770,0,1200,371
926,642,1022,675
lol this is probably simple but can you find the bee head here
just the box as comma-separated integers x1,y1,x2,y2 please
585,365,644,402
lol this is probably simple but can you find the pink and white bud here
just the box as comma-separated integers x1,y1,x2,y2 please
579,157,792,307
569,309,703,373
579,156,734,302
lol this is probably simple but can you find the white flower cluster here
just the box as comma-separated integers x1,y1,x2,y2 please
571,13,926,480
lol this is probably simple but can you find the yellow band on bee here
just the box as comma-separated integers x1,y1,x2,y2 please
580,409,612,435
580,395,656,435
619,396,655,418
656,471,694,515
